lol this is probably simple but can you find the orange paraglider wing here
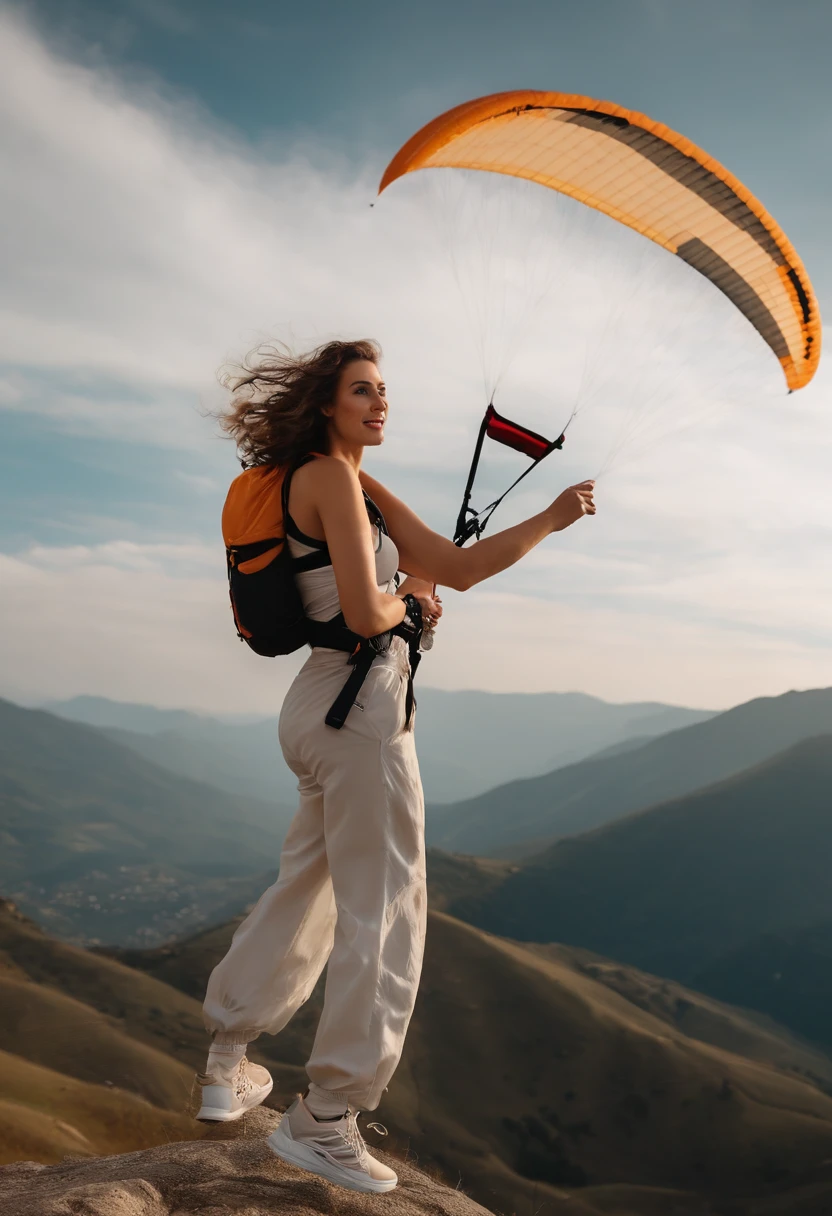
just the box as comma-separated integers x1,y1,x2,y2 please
379,90,820,391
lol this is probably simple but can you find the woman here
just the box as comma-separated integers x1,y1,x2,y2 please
196,338,595,1194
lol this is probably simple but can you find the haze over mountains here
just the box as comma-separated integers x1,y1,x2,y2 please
43,689,714,804
5,685,832,947
0,698,291,945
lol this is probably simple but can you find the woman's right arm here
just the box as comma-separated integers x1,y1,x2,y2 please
359,470,595,591
306,457,408,638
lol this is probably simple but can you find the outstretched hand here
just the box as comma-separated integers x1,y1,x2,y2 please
548,480,596,532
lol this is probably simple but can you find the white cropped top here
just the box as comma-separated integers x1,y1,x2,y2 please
287,518,400,623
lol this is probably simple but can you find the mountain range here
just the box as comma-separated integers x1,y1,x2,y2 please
442,733,832,1022
427,686,832,857
0,698,291,945
7,686,832,1069
8,674,832,1213
44,690,714,805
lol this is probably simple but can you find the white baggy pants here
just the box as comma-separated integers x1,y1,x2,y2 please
202,637,427,1112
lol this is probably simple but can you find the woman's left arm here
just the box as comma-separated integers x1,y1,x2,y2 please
359,468,593,591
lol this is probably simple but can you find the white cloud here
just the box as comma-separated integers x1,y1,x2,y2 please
3,545,831,714
1,6,831,712
22,539,216,576
0,545,307,712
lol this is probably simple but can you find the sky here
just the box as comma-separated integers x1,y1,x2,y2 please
1,0,831,715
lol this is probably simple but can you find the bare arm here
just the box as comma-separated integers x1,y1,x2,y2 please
307,457,407,638
359,470,595,592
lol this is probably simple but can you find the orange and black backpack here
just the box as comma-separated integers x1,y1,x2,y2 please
221,457,423,728
222,459,321,658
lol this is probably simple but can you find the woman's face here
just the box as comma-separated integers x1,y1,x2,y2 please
325,359,387,449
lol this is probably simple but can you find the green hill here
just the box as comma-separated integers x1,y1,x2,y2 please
445,734,832,995
0,698,293,944
427,686,832,858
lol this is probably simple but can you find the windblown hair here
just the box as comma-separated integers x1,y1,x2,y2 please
218,338,382,468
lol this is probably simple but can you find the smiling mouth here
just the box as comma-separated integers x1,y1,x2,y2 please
363,419,384,429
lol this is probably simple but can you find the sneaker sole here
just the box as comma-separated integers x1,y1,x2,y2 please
196,1077,274,1122
267,1120,398,1193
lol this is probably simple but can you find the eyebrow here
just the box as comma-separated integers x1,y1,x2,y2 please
350,379,385,388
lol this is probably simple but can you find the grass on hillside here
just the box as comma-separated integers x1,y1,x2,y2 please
0,1049,202,1166
104,898,832,1216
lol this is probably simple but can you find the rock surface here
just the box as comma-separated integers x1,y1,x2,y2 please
0,1107,493,1216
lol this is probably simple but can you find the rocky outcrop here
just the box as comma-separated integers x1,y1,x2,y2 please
0,1108,493,1216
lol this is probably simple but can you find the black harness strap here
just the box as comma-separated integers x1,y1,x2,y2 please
323,643,377,729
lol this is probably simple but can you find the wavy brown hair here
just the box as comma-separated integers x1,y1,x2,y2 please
217,338,382,468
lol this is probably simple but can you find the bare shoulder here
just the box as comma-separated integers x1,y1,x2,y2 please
295,455,356,491
293,457,364,519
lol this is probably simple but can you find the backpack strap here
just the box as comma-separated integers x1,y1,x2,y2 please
281,459,331,572
282,459,390,568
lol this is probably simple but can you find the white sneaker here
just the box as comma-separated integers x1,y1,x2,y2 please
195,1055,273,1122
267,1092,397,1193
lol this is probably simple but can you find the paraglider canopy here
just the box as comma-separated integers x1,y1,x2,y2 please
379,90,820,392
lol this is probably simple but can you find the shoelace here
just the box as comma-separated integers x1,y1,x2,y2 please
343,1112,368,1163
234,1057,253,1100
299,1102,388,1168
